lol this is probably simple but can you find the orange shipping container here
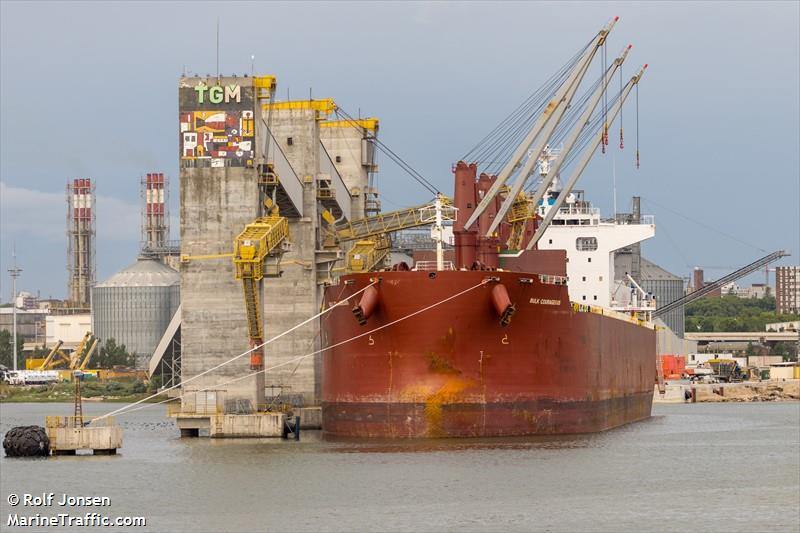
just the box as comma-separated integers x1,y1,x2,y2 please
660,355,686,379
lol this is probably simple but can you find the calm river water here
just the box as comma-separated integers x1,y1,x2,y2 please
1,401,798,532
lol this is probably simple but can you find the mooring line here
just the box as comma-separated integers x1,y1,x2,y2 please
113,278,491,419
95,280,379,421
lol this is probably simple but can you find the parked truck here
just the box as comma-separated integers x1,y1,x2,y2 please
707,359,746,383
2,370,60,386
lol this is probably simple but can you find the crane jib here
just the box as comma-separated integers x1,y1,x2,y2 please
463,18,619,231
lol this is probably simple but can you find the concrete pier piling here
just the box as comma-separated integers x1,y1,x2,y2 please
175,413,287,438
45,417,122,455
169,389,289,438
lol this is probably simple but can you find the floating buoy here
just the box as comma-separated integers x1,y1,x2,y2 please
3,426,50,457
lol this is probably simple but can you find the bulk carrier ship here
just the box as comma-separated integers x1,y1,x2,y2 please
321,19,658,438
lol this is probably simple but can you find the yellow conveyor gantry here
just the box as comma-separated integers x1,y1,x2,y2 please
322,194,456,273
505,192,537,251
347,234,391,274
325,195,455,245
233,214,290,370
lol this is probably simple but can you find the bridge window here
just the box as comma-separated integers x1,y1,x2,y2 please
576,237,598,251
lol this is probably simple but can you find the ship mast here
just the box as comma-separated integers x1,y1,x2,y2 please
433,194,446,271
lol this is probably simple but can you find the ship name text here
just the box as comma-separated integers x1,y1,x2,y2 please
529,298,561,306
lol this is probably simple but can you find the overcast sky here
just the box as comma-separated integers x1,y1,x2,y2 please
1,1,798,300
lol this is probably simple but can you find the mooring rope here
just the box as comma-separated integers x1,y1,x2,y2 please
95,280,379,421
110,278,491,419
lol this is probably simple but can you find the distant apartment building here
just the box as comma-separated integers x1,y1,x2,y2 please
775,266,800,314
14,291,39,310
721,282,770,299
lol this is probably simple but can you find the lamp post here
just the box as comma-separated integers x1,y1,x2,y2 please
8,249,22,371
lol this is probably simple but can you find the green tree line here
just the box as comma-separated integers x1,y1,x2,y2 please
685,295,800,332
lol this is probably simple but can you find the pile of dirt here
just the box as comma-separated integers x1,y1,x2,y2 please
696,381,799,402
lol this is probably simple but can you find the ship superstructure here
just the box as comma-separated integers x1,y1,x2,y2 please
535,187,655,309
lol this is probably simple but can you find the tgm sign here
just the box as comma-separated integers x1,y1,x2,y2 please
194,84,241,104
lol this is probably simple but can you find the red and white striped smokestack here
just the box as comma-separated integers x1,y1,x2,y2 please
141,172,169,252
72,178,92,220
145,173,166,215
67,177,95,307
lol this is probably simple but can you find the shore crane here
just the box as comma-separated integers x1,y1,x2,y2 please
180,198,290,371
38,340,67,370
37,332,99,371
232,202,290,370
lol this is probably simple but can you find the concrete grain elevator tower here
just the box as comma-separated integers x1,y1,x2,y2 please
178,74,377,410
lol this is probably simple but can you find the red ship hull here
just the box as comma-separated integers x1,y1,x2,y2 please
321,270,656,438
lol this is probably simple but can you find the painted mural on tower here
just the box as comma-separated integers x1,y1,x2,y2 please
179,80,256,168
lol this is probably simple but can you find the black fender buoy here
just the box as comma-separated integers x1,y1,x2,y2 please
3,426,50,457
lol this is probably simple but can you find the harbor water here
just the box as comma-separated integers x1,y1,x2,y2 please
1,402,798,532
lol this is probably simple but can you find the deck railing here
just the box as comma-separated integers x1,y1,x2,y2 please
413,261,455,271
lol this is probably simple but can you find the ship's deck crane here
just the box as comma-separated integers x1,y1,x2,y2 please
322,194,457,273
476,43,635,253
504,143,563,251
525,63,647,251
464,17,620,236
505,191,537,251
